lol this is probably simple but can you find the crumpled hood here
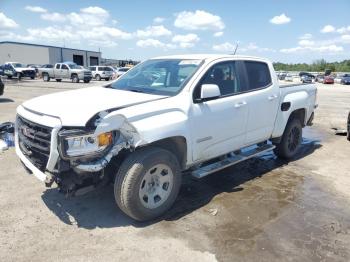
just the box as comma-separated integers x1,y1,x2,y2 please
22,86,166,126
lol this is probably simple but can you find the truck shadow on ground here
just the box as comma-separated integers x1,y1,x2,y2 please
0,98,14,103
41,137,322,229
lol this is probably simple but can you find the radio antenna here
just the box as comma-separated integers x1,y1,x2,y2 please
233,43,238,55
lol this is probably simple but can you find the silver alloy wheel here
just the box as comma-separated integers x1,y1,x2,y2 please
139,163,174,209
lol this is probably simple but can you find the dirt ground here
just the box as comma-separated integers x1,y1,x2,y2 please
0,78,350,262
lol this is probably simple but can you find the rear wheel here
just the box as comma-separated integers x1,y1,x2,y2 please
114,147,181,221
43,73,50,82
56,79,62,82
274,118,302,159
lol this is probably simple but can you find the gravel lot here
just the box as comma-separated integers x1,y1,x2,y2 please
0,78,350,262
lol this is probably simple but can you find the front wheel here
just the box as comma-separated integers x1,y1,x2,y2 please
274,118,302,159
114,147,181,221
72,75,79,83
96,74,101,81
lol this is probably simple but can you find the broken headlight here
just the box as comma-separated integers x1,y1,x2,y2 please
59,129,115,158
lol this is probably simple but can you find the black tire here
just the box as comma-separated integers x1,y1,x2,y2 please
96,74,101,81
84,79,90,83
43,73,50,82
105,77,110,81
274,118,302,159
72,74,79,83
7,75,12,79
114,147,182,221
347,112,350,141
56,79,62,82
30,76,35,80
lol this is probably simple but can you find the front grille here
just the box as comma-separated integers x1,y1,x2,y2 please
17,115,52,171
22,70,35,77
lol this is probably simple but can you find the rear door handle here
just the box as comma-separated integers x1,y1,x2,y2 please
268,94,278,100
234,101,247,108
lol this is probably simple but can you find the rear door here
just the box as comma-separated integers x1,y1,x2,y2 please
242,61,280,145
53,64,61,78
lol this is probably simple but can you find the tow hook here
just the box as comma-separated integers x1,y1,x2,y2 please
44,173,55,187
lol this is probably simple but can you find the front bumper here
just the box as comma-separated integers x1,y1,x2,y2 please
15,106,61,182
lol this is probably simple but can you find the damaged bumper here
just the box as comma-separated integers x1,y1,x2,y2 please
16,107,138,194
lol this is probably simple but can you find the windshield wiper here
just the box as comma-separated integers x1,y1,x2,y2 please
129,89,145,93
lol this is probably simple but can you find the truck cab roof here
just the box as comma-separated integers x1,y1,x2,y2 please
152,54,269,63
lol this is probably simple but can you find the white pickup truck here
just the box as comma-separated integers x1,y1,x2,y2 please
15,54,317,221
40,62,92,83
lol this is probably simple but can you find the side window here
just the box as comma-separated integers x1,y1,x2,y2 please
55,64,61,69
244,61,272,90
199,61,242,97
91,66,96,71
61,64,68,70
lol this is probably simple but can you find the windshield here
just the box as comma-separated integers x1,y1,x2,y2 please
12,63,25,68
67,64,81,69
110,59,202,96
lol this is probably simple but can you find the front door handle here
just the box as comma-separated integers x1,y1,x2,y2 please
268,94,278,100
234,101,247,108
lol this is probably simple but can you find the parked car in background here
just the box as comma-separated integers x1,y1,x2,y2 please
27,64,42,74
0,77,4,96
334,74,350,85
323,76,334,84
115,67,130,78
315,74,325,83
278,72,287,80
301,75,313,83
89,66,114,81
285,74,293,82
3,62,36,80
15,54,317,221
40,62,92,83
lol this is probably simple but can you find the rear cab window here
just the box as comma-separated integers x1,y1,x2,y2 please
243,61,272,90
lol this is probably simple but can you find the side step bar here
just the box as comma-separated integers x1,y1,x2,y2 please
191,144,275,179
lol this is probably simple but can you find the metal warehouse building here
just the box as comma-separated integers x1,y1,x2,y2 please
0,41,101,66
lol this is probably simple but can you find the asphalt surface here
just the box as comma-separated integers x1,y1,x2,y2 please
0,78,350,262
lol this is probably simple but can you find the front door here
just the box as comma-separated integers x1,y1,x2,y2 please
190,61,249,162
60,64,70,79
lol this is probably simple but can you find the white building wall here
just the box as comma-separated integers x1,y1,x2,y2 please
0,43,50,64
0,42,101,66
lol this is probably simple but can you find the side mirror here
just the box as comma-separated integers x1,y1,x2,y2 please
200,84,221,101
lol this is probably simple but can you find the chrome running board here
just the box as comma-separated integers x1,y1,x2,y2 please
191,144,275,179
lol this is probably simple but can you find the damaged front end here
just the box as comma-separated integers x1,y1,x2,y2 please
46,112,139,196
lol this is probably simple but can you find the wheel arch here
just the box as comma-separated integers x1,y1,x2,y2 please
138,136,187,170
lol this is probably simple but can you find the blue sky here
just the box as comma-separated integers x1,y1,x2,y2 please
0,0,349,63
